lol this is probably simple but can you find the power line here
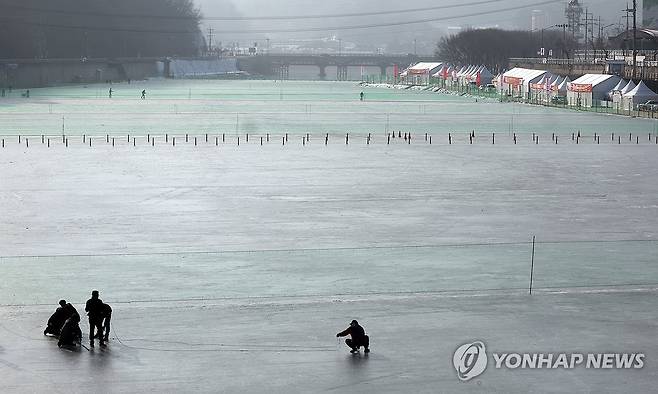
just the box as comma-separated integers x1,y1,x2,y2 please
0,0,562,21
0,0,563,36
207,0,565,34
0,16,199,35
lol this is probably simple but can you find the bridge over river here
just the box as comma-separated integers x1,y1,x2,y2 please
236,53,437,80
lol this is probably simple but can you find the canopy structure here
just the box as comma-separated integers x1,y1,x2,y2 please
567,74,621,107
622,81,658,104
620,80,637,95
609,79,627,94
550,75,564,91
402,62,444,85
557,76,570,95
501,67,549,97
405,62,443,75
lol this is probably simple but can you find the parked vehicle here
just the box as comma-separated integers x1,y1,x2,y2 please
638,100,658,111
551,96,567,105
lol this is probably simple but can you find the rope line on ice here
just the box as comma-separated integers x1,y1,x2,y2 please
1,238,657,260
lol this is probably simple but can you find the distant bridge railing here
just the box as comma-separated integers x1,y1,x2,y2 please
509,58,608,66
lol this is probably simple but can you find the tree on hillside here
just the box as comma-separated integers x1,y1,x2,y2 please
0,0,202,59
436,28,574,72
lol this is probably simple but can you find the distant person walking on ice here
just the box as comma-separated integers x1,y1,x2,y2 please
360,91,364,101
337,320,370,354
141,89,146,99
109,88,113,98
85,290,105,347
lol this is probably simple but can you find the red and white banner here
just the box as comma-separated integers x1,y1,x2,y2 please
503,76,523,87
569,83,593,93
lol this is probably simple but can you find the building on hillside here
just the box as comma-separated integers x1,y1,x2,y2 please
609,29,658,51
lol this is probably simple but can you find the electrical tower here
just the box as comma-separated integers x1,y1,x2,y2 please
565,0,584,40
207,27,214,55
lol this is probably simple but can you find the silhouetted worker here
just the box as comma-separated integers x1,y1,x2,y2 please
141,89,146,99
337,320,370,354
95,303,112,342
58,313,82,348
360,91,364,101
85,290,105,347
44,299,68,336
109,88,113,98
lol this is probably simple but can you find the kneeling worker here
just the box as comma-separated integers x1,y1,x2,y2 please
337,320,370,354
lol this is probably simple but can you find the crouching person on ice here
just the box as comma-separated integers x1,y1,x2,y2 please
44,300,79,337
336,320,370,354
58,314,82,349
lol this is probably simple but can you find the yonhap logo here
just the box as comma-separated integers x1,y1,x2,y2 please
452,340,645,382
453,341,488,381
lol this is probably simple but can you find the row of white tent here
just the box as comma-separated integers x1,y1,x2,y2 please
496,67,658,109
400,62,494,86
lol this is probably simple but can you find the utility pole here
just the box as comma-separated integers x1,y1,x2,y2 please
207,27,214,55
624,1,638,79
583,8,588,61
633,0,637,80
556,23,570,58
623,3,631,57
598,16,601,50
582,9,595,61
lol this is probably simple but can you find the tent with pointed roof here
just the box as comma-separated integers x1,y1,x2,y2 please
609,79,627,97
612,80,637,106
620,80,636,95
622,81,658,109
557,77,570,95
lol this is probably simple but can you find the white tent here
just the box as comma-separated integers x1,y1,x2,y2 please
501,67,549,98
608,79,627,99
620,80,636,95
622,81,658,108
557,77,570,95
567,74,621,107
476,66,494,86
403,62,444,85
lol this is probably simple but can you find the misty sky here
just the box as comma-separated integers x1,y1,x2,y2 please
193,0,634,52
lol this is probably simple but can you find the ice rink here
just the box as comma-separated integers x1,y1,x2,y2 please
1,81,657,392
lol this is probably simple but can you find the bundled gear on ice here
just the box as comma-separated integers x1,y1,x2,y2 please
337,320,370,354
44,300,79,336
58,314,82,348
85,290,105,347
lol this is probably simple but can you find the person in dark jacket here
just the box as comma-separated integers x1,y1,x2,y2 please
44,300,68,336
85,290,105,347
94,303,112,342
337,320,370,354
58,313,82,348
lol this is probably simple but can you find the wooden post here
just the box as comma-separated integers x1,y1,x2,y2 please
529,236,536,295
